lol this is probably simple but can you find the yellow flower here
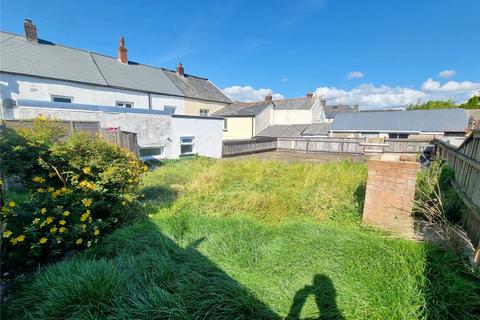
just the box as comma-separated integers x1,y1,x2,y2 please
93,229,100,236
41,208,47,214
63,210,70,216
81,224,87,231
10,238,18,245
61,187,67,192
76,238,83,245
127,179,133,183
37,115,47,121
59,220,66,225
50,227,57,233
32,176,46,183
39,237,48,244
45,216,54,224
32,218,40,224
80,213,88,222
37,187,45,193
47,187,54,192
1,207,10,213
16,235,25,242
48,172,56,177
82,167,91,174
8,201,15,208
59,227,66,233
3,230,12,238
81,198,92,207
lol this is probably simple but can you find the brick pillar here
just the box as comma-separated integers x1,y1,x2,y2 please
363,155,419,237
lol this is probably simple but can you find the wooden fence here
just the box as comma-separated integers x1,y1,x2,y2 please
277,137,433,154
222,138,277,157
1,120,139,157
434,130,480,248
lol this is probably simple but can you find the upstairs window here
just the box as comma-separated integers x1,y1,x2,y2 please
51,95,72,103
388,133,409,139
199,109,210,116
116,101,134,108
164,106,176,114
180,137,195,155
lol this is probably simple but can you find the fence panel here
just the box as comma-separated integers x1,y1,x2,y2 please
222,138,277,157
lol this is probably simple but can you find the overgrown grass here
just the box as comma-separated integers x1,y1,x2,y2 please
3,158,479,319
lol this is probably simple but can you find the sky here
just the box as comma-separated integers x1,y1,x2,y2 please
1,0,479,108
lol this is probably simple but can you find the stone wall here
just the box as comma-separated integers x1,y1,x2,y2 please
362,155,419,237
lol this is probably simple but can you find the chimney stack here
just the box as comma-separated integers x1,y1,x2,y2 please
24,19,37,42
265,94,273,102
320,99,327,107
176,63,184,76
306,92,314,98
118,36,128,64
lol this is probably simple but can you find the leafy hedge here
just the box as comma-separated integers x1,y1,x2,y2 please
0,118,147,270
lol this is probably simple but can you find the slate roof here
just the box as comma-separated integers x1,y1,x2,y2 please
257,123,331,138
0,31,229,103
212,101,272,116
273,97,316,110
302,122,331,136
163,70,231,103
330,108,469,133
323,104,357,119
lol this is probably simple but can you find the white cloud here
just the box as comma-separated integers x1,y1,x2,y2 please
222,86,284,102
346,71,364,80
438,70,456,78
315,78,480,109
281,77,288,83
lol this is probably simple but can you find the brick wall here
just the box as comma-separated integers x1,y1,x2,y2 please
363,157,419,237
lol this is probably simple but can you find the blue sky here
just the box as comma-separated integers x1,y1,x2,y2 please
1,0,479,107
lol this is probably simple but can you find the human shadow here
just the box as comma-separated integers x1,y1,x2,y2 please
354,182,366,216
287,274,345,320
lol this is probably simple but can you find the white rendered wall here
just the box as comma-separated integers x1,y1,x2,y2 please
273,109,313,125
0,73,185,113
254,106,273,135
171,116,223,159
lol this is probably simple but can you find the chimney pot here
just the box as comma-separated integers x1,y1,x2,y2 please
24,19,38,42
265,94,273,102
118,36,128,64
176,63,184,76
306,92,314,98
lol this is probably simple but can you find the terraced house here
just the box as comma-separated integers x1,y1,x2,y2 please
0,19,231,159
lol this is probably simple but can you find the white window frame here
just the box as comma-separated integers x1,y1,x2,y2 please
51,95,73,103
199,108,210,116
164,105,176,114
139,146,165,160
116,101,134,108
180,137,195,156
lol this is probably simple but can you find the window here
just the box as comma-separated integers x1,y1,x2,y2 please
139,146,165,160
51,95,72,103
199,109,210,116
164,106,176,114
388,133,409,139
116,101,134,108
223,118,228,131
180,137,195,155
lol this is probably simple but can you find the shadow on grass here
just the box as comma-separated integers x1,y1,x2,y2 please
141,185,178,207
3,219,281,319
287,274,344,320
354,182,366,215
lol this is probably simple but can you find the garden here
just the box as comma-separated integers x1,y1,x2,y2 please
1,119,479,319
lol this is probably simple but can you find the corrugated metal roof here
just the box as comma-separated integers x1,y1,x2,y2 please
0,31,229,102
163,70,231,103
330,108,469,132
212,101,272,116
257,124,309,138
302,123,331,136
273,97,315,110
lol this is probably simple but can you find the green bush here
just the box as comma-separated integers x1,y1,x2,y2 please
1,118,147,270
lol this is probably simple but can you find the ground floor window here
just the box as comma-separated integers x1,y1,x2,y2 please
116,101,134,108
180,137,195,155
139,146,165,159
200,109,210,116
51,95,72,103
164,106,176,114
388,133,409,139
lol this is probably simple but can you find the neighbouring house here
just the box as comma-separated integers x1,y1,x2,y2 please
329,108,470,139
213,93,326,140
323,102,359,122
0,19,228,159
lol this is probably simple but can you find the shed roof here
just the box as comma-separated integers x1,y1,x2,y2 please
0,31,229,103
330,108,469,133
301,122,331,136
256,124,309,138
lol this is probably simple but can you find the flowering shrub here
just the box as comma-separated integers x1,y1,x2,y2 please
1,118,146,269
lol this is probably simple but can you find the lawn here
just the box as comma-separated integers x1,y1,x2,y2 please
3,158,479,319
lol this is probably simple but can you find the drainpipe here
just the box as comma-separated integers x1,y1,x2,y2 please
148,93,152,110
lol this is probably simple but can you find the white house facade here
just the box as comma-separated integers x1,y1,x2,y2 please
0,19,230,159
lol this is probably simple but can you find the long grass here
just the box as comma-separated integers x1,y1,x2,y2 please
3,158,479,319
